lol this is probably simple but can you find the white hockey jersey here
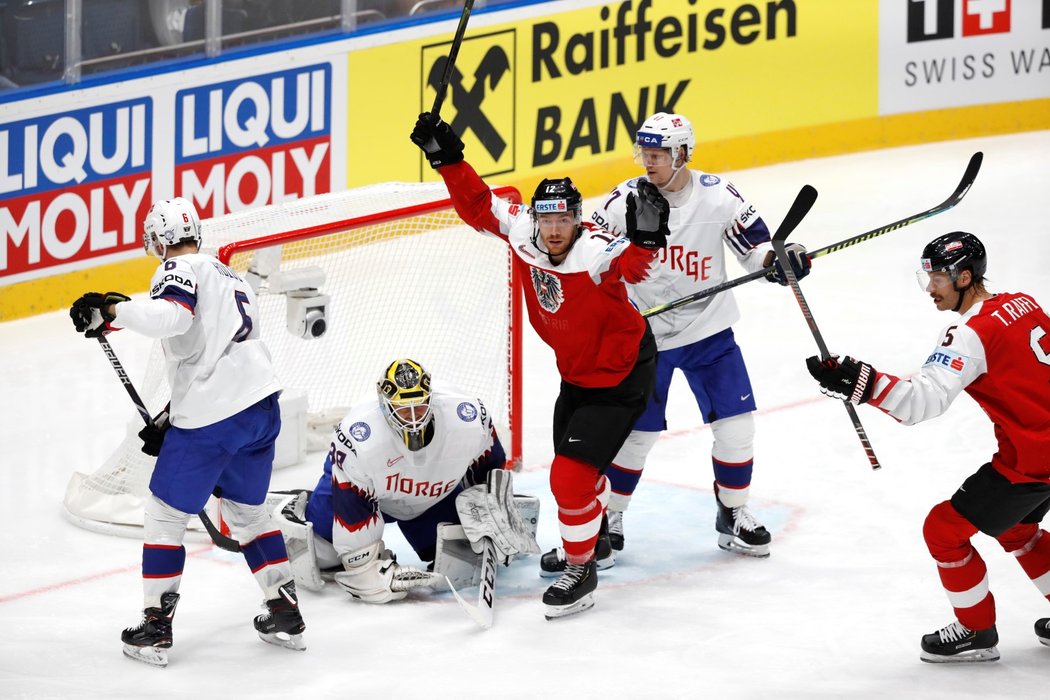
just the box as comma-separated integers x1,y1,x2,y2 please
590,172,774,351
112,253,280,429
329,390,500,554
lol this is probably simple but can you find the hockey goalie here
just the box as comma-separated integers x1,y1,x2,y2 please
267,359,539,601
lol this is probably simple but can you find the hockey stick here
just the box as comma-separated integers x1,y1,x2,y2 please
769,197,882,471
429,0,475,116
442,537,497,629
642,151,983,319
95,336,243,552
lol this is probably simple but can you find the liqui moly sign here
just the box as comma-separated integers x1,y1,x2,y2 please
175,65,331,217
1,99,152,279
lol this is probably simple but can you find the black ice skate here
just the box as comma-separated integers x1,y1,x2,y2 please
540,514,614,578
607,510,625,552
920,621,999,663
714,484,771,558
543,559,598,620
1035,618,1050,647
254,581,306,651
121,592,180,667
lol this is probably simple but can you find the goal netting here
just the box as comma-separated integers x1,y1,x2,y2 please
63,182,523,538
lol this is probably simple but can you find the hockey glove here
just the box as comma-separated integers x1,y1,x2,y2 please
410,112,464,169
625,179,670,250
805,354,875,404
138,404,171,457
766,243,812,286
334,541,408,604
70,291,130,338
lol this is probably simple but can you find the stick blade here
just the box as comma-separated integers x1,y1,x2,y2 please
951,151,983,202
772,184,818,244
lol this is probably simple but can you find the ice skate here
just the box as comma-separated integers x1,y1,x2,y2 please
543,559,597,620
540,515,614,578
121,592,179,667
254,582,306,651
714,485,771,558
1035,618,1050,647
919,621,999,663
607,509,625,552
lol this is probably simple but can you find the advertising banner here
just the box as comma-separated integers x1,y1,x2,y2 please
348,0,880,188
1,99,153,282
175,64,333,218
1,57,339,287
879,0,1050,114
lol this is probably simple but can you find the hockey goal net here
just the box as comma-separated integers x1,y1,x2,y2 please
63,182,523,538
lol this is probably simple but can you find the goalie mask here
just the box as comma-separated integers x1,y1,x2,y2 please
143,197,202,259
377,359,434,451
530,177,583,259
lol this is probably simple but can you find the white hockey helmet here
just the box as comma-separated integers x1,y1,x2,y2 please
143,197,202,258
635,112,695,165
377,358,434,451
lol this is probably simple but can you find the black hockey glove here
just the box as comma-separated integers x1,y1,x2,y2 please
805,354,875,404
766,243,812,285
138,404,171,457
626,179,670,250
410,112,464,169
70,291,131,338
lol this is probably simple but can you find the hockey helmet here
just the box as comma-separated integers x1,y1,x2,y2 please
920,232,987,283
143,197,202,258
530,177,583,255
377,358,434,451
635,112,695,165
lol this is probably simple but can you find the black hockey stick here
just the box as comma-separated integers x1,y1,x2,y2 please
642,151,983,319
429,0,475,116
95,336,243,552
769,200,882,472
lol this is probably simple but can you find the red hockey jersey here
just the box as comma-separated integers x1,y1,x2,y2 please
439,161,647,388
869,292,1050,483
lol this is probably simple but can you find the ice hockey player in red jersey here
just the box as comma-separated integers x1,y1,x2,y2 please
806,232,1050,663
411,112,666,619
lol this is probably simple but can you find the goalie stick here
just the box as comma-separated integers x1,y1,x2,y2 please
642,151,983,319
769,196,882,471
442,537,498,629
95,336,243,552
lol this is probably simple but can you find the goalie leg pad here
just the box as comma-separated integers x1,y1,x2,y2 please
433,523,482,589
269,491,324,592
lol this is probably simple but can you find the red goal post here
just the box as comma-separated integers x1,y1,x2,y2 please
63,182,523,538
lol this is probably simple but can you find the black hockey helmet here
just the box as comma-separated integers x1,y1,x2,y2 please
920,231,987,283
530,177,583,259
531,177,583,219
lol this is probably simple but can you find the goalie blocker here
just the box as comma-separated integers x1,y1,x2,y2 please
268,477,540,594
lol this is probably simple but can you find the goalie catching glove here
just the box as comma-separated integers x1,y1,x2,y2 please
806,354,875,404
69,291,130,338
410,112,464,169
455,469,540,565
